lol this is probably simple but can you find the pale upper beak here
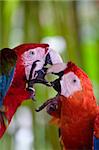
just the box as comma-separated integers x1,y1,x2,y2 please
47,63,67,74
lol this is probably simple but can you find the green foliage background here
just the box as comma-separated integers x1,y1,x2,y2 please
0,1,99,150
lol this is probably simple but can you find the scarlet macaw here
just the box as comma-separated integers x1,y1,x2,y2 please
36,62,99,150
0,43,63,138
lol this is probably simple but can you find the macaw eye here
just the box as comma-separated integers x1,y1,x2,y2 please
73,79,76,83
30,51,34,55
60,72,82,98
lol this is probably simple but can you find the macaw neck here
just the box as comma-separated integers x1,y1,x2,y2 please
15,58,26,86
60,93,97,122
60,94,97,149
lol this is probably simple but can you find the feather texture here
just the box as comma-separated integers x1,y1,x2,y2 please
0,43,52,138
45,62,99,150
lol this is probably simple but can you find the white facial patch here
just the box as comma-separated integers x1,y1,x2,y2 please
22,47,45,66
22,47,45,80
60,72,82,98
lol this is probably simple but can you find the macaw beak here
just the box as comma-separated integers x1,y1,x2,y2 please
26,67,50,100
26,64,51,94
46,63,67,93
35,94,59,113
26,68,51,100
26,50,63,97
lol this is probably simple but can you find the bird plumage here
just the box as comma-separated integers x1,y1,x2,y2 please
0,43,63,138
40,62,99,150
0,44,49,138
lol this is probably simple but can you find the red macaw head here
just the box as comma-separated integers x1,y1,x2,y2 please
14,43,63,99
35,62,95,115
47,62,94,99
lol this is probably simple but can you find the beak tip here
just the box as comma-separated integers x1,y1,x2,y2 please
35,108,39,112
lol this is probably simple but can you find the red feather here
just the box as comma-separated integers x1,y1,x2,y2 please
14,43,49,56
0,114,6,138
94,107,99,138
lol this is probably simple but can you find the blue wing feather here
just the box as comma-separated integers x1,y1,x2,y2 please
0,67,15,107
94,136,99,150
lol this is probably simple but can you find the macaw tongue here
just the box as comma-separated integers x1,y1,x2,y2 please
35,95,59,114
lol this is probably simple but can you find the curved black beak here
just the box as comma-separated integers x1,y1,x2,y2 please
26,52,63,99
27,68,51,88
26,67,51,99
46,63,67,94
50,78,61,94
35,94,60,113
